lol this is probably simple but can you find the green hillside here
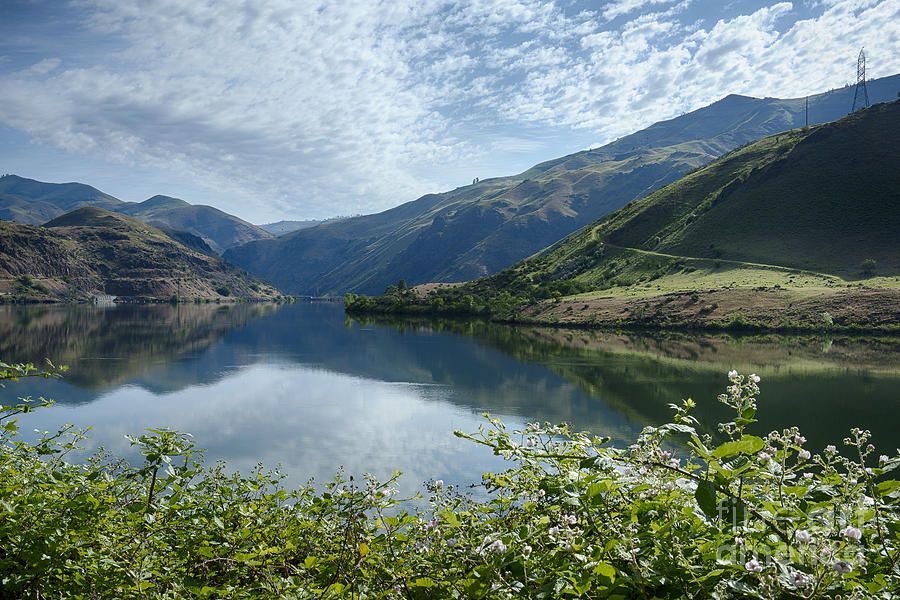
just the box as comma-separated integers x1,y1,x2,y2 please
0,175,122,223
227,75,900,295
349,101,900,331
0,177,272,253
0,207,280,301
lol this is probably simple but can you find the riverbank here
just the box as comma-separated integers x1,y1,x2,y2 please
346,284,900,334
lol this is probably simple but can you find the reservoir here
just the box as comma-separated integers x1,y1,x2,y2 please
3,302,899,496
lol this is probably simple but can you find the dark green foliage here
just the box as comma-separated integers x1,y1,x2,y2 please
2,364,899,598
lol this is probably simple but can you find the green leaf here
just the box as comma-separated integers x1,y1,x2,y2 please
875,480,900,498
586,479,613,498
712,435,765,459
695,480,718,520
594,562,616,581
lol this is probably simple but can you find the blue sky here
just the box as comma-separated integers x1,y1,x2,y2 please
1,0,898,223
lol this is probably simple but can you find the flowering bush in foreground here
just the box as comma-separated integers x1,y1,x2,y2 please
1,361,899,599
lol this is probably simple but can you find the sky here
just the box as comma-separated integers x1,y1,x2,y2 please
0,0,898,224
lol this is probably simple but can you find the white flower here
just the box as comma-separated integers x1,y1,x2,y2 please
526,437,537,447
758,452,771,462
767,446,778,455
734,536,744,544
668,458,681,468
489,539,507,554
791,571,810,587
832,560,853,575
663,481,675,491
434,479,443,488
548,526,560,537
795,529,811,543
563,514,577,525
825,444,837,453
745,558,763,573
798,450,811,460
522,545,532,557
842,526,862,541
880,454,890,464
749,373,760,383
803,472,814,479
794,435,806,444
728,369,739,379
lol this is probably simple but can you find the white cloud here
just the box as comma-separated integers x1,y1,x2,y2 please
22,57,61,75
0,0,897,221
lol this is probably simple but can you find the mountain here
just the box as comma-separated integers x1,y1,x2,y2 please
115,195,272,253
0,176,272,253
378,100,900,329
260,220,325,235
0,176,122,223
0,207,281,301
225,74,900,295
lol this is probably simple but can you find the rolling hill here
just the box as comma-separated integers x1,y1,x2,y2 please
0,207,280,301
0,176,272,253
226,74,900,295
349,100,900,330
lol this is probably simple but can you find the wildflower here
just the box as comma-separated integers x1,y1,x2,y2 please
528,422,541,432
825,444,837,453
745,558,763,573
866,444,875,451
526,437,537,447
434,479,443,488
832,560,853,575
663,481,675,491
548,526,560,537
791,571,810,587
522,545,532,557
734,536,744,545
426,519,439,530
842,526,862,542
795,530,811,543
767,446,777,455
880,454,889,464
794,434,806,444
798,450,811,460
803,472,813,479
668,458,681,468
758,452,771,462
749,373,760,383
563,514,577,525
728,369,739,379
489,539,507,553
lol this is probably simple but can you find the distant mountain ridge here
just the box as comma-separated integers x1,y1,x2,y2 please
0,176,272,253
0,206,280,300
224,74,900,295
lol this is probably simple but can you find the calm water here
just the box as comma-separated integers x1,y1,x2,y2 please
3,302,899,496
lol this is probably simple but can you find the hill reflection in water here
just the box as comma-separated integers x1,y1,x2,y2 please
4,303,899,494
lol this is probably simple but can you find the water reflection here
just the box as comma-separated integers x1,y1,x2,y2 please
3,303,900,494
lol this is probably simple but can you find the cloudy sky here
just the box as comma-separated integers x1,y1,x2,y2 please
1,0,897,223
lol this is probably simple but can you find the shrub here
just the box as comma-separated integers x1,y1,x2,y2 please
1,364,898,599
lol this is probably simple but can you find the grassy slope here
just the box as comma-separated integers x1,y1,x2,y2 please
0,177,272,253
117,195,272,253
389,101,900,330
0,207,280,301
226,74,900,295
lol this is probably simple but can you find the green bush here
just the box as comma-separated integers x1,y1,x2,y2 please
1,363,898,598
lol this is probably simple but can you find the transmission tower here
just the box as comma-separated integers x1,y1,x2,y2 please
851,48,869,112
